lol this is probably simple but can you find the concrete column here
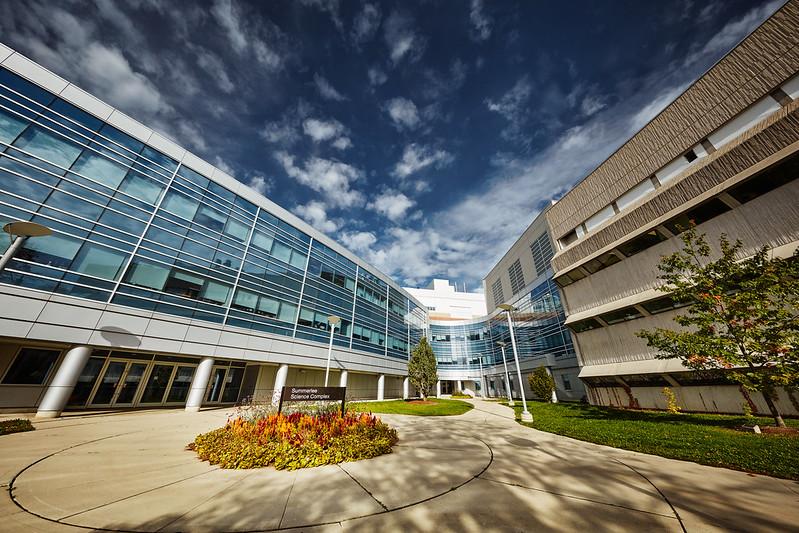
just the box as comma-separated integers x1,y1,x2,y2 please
377,374,385,401
546,366,559,403
339,370,348,388
457,380,462,392
271,363,289,405
36,345,92,418
185,357,214,412
436,380,441,398
402,377,409,399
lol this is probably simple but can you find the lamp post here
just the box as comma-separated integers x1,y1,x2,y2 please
496,341,514,406
0,221,52,274
497,304,532,422
477,353,484,398
324,315,341,387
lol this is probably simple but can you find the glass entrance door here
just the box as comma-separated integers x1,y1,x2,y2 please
206,367,227,403
139,364,175,404
90,361,147,406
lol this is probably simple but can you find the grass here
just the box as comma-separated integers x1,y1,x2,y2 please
350,398,473,416
502,401,799,480
0,418,34,436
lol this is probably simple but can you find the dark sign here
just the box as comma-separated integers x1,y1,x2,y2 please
278,386,347,415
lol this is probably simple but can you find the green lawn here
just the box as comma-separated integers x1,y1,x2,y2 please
350,398,473,416
0,418,34,436
502,401,799,480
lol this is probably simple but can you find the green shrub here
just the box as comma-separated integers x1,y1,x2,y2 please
0,418,34,435
527,367,555,401
662,387,681,414
191,411,397,470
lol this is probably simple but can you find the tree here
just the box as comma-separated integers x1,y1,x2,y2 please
528,366,556,401
637,227,799,427
408,337,438,400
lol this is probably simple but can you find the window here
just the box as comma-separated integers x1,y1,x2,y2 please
530,233,554,277
582,252,621,274
71,242,128,280
2,347,61,384
508,259,525,294
559,229,579,248
663,198,731,235
568,318,602,333
161,190,199,220
12,126,82,169
232,289,258,312
200,281,231,305
0,108,29,144
194,205,226,232
641,296,679,315
616,229,666,257
615,178,656,212
117,173,164,204
491,278,504,305
584,204,615,232
250,230,274,252
70,149,128,189
599,306,643,325
21,233,82,269
125,260,170,290
727,152,799,204
223,217,250,241
561,375,572,391
164,270,204,299
272,242,292,263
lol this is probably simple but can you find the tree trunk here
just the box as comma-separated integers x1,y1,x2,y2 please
762,388,786,428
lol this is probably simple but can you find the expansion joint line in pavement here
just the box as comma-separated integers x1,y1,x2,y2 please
337,464,389,511
609,457,687,533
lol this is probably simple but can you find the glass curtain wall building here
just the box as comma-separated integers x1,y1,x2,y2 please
0,46,425,415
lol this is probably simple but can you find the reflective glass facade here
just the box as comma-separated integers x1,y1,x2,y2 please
0,67,422,360
430,276,575,371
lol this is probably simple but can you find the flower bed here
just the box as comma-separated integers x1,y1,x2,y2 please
190,411,398,470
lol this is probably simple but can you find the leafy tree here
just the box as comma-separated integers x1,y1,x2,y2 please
528,366,556,401
408,337,438,400
637,227,799,427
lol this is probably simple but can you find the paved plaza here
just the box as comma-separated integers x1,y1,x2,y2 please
1,400,797,532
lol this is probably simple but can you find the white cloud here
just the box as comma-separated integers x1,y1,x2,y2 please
275,152,365,208
384,11,426,65
260,101,311,146
300,0,343,31
332,136,353,150
302,118,345,142
352,3,381,44
580,94,607,117
392,144,453,179
469,0,492,41
368,66,388,86
294,200,339,233
340,231,377,254
486,76,531,120
248,175,274,195
385,97,420,129
212,156,235,175
314,73,347,101
194,48,235,93
211,0,283,70
211,0,247,53
368,190,415,222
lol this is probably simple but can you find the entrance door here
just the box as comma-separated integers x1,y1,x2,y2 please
206,367,227,403
90,361,147,406
139,364,175,405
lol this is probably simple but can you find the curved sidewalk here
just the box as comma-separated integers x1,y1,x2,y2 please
0,400,796,532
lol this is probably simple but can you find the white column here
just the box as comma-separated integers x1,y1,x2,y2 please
457,380,462,392
402,377,409,399
272,363,289,406
436,380,441,398
339,369,348,388
36,345,92,418
546,366,559,403
377,374,385,401
185,357,214,412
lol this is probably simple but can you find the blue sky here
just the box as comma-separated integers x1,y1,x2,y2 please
0,0,784,290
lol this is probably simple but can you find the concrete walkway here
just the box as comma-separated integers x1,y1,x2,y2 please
0,400,796,532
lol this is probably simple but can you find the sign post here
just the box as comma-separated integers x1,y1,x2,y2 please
278,386,347,416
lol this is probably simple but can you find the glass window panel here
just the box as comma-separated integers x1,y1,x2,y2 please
44,190,105,221
272,242,291,263
0,108,29,144
139,146,178,174
98,209,147,237
70,149,129,189
599,307,643,325
257,296,279,316
224,217,249,241
201,281,230,305
194,205,226,232
67,357,105,405
278,302,297,323
97,123,144,154
177,167,209,188
233,289,258,310
2,348,61,384
125,260,170,290
251,230,274,252
49,98,103,132
207,182,235,203
0,68,55,105
289,250,306,269
21,233,82,268
71,242,128,280
140,364,174,404
12,126,82,169
617,229,666,258
161,190,199,220
117,172,164,204
0,169,52,204
234,195,257,214
221,367,244,403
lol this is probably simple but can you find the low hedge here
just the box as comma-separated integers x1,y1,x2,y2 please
0,418,34,436
190,411,397,470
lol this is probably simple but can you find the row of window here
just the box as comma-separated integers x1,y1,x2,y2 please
556,151,799,287
557,76,797,249
569,294,690,333
508,258,525,295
